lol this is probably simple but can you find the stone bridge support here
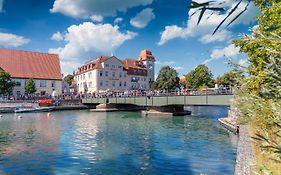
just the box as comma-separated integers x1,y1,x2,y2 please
142,105,191,116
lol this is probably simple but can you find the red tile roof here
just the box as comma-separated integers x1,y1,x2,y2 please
137,49,155,62
123,59,147,70
0,48,62,80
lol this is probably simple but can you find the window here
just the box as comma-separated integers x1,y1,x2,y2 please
124,73,127,78
89,82,92,88
119,81,122,87
112,81,115,87
119,72,122,78
124,82,127,87
15,81,21,87
112,72,115,77
51,80,56,88
105,71,108,77
112,65,115,68
100,71,103,77
134,70,136,74
105,81,108,86
118,66,122,69
105,64,109,67
83,74,85,80
40,80,46,87
88,72,92,78
100,81,103,87
16,91,21,96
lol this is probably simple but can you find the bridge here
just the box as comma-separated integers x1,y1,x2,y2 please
82,94,233,106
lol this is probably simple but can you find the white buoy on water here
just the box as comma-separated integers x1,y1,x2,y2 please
18,115,22,119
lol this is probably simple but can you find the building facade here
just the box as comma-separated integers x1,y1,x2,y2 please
0,48,62,96
74,50,156,94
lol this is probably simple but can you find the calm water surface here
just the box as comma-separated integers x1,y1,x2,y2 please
0,106,237,175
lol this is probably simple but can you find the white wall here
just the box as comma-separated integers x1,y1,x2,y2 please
12,78,62,96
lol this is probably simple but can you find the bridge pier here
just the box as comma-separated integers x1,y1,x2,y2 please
142,105,191,116
90,103,145,112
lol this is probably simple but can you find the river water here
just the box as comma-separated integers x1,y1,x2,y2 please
0,106,237,175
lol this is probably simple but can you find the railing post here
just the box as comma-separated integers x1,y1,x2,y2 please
134,95,136,105
146,96,147,106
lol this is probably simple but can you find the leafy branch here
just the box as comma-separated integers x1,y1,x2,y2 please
190,0,252,34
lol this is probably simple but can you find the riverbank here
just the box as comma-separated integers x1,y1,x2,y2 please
0,101,91,113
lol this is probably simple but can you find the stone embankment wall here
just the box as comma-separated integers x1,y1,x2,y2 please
226,101,254,175
235,125,254,175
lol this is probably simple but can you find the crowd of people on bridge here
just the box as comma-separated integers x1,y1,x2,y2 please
81,86,232,99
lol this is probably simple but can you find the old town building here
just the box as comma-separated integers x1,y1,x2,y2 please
0,48,62,96
74,49,156,94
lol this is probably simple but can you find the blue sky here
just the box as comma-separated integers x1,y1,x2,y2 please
0,0,259,78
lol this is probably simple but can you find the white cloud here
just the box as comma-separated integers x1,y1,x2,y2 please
174,66,183,71
0,0,3,12
158,0,259,45
199,30,232,44
50,0,153,19
202,44,240,64
238,59,248,67
114,17,123,25
60,61,82,74
0,32,30,47
48,47,63,54
155,61,176,65
49,22,137,66
51,32,64,41
130,8,155,28
90,15,103,22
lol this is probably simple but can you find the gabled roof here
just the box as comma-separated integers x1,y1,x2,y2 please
86,56,110,64
0,48,62,80
123,59,147,70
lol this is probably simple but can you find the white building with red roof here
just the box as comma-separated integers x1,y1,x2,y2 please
0,48,62,96
74,49,155,94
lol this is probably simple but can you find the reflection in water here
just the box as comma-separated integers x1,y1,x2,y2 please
0,107,237,175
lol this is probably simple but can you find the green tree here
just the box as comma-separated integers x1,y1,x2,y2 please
154,66,179,90
217,70,244,87
0,72,15,96
232,1,281,173
25,79,36,95
191,0,281,173
233,1,281,98
185,65,214,89
64,74,74,86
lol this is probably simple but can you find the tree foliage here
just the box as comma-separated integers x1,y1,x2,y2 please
64,74,74,86
217,70,244,87
233,1,281,98
191,1,281,172
154,66,179,90
0,72,15,96
25,79,36,95
185,65,214,89
231,1,281,173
